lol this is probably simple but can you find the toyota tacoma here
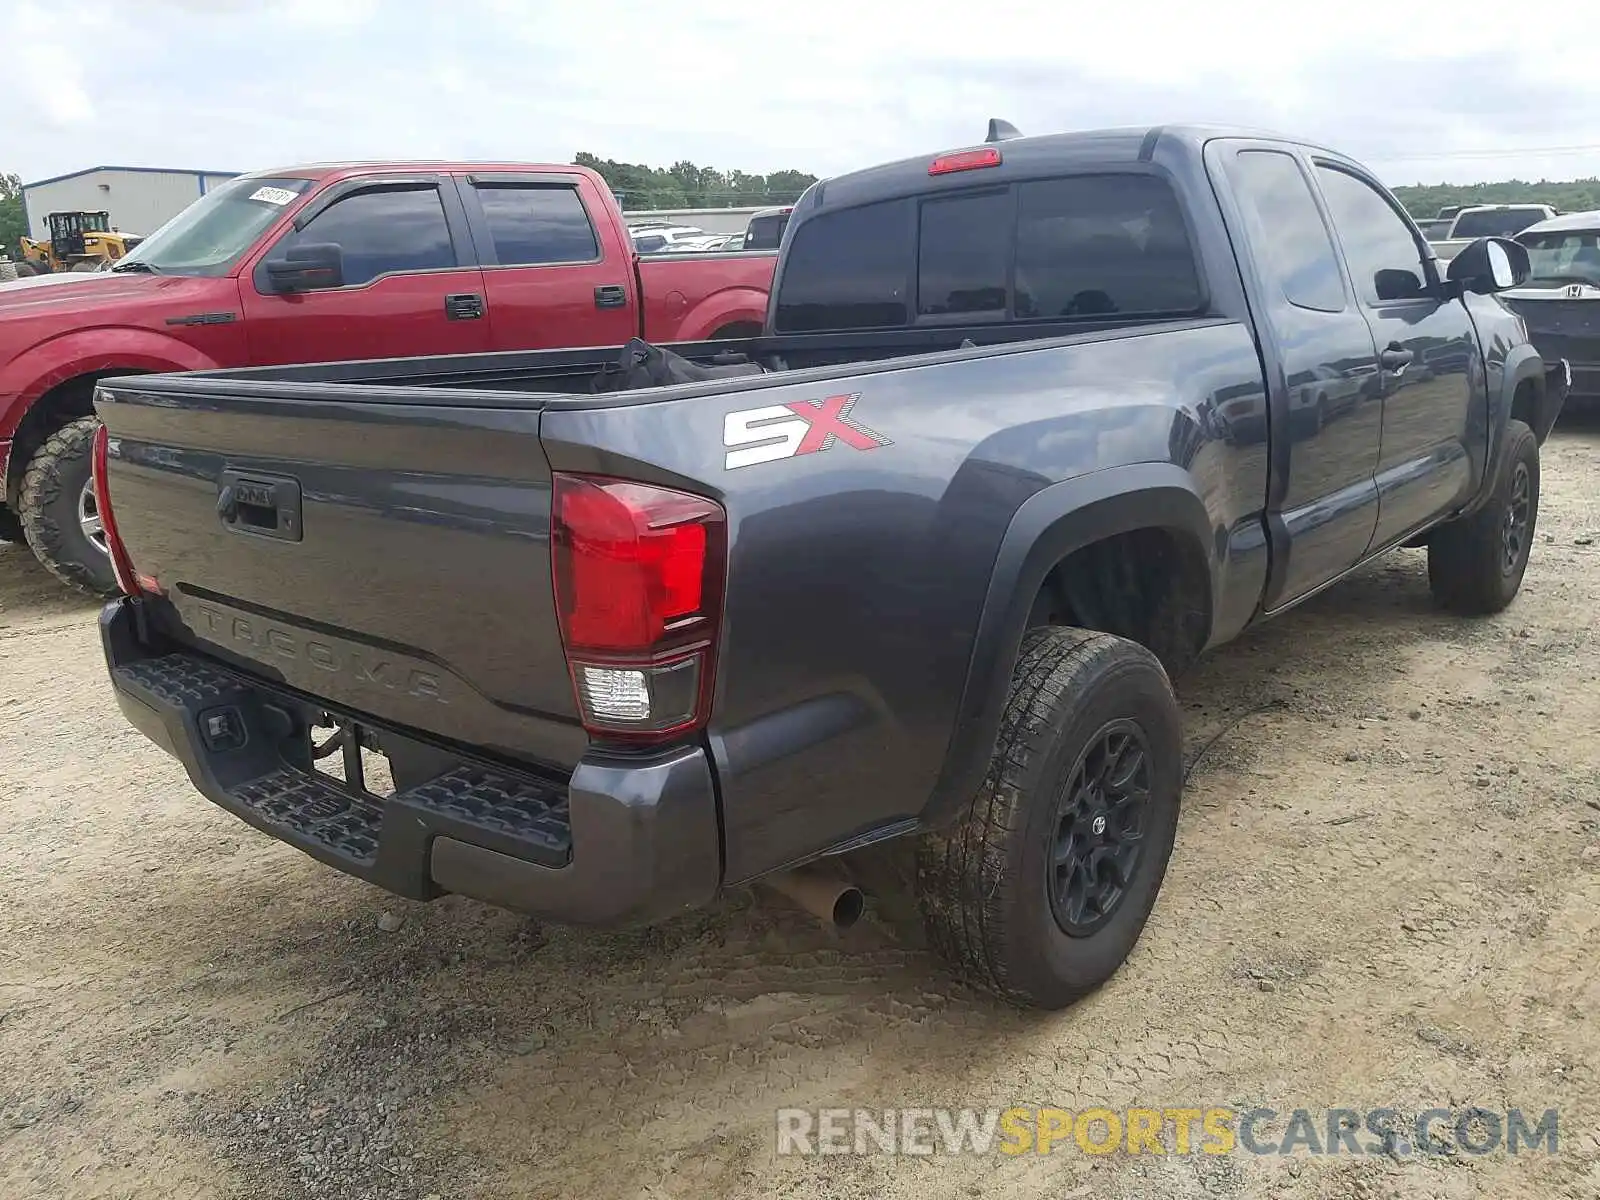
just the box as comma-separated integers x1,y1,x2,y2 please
93,124,1564,1008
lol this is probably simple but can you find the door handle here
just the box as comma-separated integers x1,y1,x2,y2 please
594,284,628,310
216,472,302,542
445,293,485,321
1380,344,1414,374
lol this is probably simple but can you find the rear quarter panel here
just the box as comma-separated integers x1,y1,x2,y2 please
538,320,1269,882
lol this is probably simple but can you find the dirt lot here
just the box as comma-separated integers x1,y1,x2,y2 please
3,425,1600,1200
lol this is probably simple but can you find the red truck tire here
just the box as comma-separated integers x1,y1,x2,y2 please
17,417,118,595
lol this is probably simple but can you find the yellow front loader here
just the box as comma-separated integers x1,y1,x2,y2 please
18,211,141,274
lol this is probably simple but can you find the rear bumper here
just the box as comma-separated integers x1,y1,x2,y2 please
101,599,722,926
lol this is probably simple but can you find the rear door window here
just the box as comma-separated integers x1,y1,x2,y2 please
1226,149,1346,312
472,184,599,265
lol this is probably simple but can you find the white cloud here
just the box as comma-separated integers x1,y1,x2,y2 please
276,0,380,29
6,2,98,129
8,0,1600,187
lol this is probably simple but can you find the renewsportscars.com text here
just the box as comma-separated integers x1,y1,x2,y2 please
775,1106,1560,1158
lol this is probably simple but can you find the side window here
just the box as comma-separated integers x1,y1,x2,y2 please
918,189,1011,316
1314,167,1427,303
1014,175,1202,318
473,184,598,265
279,185,456,287
773,198,912,332
1228,150,1345,312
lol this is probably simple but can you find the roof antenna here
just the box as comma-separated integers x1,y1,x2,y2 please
986,118,1023,143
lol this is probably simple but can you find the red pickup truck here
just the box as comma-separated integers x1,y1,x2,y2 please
0,161,775,593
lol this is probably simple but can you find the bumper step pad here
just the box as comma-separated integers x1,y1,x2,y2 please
113,654,572,885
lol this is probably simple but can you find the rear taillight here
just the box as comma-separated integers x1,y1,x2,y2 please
551,474,726,744
90,422,144,597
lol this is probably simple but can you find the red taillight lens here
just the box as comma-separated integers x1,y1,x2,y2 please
91,422,143,597
929,147,1002,176
551,474,726,743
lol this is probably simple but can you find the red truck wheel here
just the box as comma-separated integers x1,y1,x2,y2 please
17,417,119,596
917,626,1183,1009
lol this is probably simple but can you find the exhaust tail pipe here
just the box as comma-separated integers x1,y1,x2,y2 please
760,864,865,930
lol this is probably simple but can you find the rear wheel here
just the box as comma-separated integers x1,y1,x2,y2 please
917,627,1183,1009
1427,419,1539,615
17,417,117,596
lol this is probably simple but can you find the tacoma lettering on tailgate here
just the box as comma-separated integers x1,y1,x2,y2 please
192,603,450,705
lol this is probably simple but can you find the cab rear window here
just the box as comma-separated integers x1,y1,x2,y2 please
773,173,1203,333
773,199,912,332
1452,209,1548,239
745,212,791,250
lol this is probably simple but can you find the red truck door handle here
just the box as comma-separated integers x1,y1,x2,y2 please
594,284,628,310
445,293,485,321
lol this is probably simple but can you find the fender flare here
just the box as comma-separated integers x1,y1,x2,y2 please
921,463,1218,827
1467,341,1546,517
0,327,219,492
672,287,769,340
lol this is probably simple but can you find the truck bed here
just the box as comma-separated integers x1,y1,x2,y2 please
122,316,1216,403
95,312,1247,776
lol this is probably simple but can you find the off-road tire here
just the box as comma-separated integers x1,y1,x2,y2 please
18,417,118,596
917,627,1183,1009
1427,419,1539,615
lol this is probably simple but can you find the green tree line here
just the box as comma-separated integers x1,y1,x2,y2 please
1392,179,1600,220
1,173,27,259
574,153,818,211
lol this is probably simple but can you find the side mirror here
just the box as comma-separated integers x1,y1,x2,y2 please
1446,236,1529,295
265,242,344,293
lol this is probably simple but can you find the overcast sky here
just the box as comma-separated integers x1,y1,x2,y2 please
9,0,1600,189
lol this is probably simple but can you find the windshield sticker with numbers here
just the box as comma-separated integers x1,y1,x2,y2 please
248,186,300,207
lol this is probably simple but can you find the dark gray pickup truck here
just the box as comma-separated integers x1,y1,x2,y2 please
94,124,1566,1009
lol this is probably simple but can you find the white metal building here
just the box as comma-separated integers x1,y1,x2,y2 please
22,166,241,240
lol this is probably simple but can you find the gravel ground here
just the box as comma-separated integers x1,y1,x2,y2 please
3,420,1600,1199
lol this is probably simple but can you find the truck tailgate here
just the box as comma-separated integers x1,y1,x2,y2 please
96,380,586,769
